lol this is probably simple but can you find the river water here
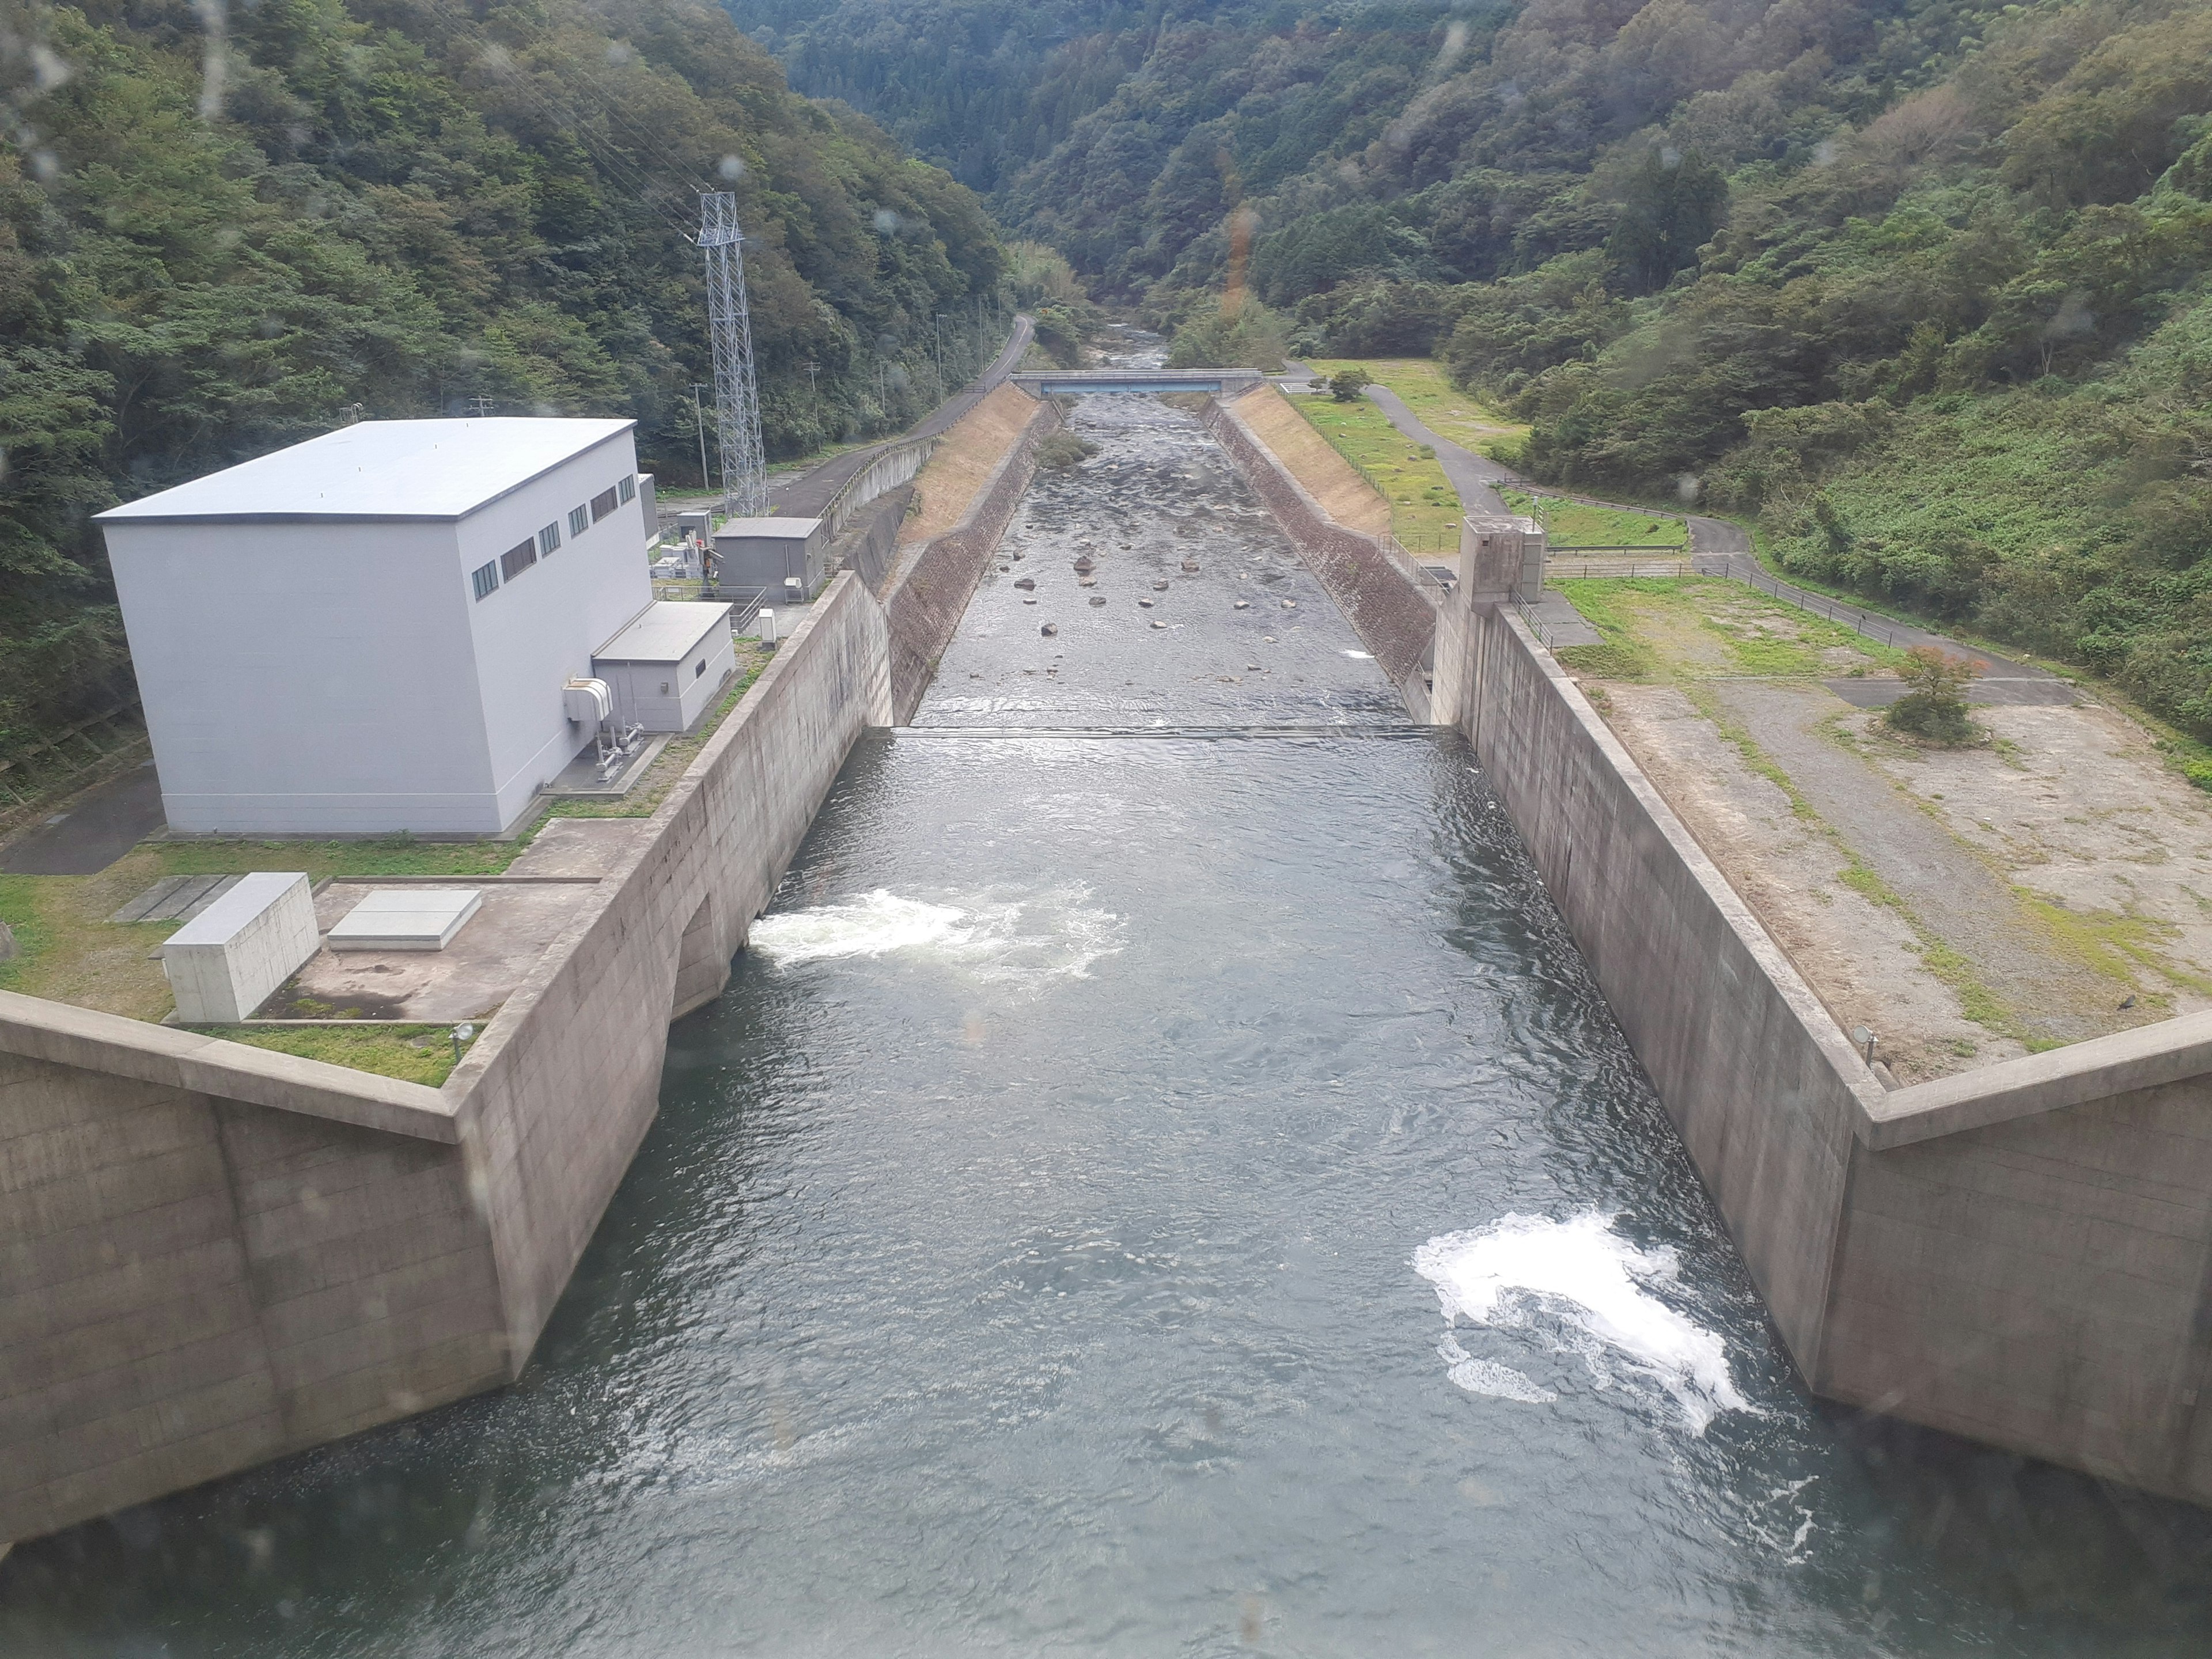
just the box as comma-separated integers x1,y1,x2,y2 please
6,393,2212,1654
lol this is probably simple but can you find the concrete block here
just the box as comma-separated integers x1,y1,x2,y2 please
161,873,318,1022
327,888,482,952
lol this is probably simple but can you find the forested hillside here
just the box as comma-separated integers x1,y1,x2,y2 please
748,0,2212,744
0,0,1003,760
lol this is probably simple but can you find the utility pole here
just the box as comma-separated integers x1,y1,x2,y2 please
690,382,713,494
934,314,948,395
698,192,768,518
804,361,820,395
468,395,493,417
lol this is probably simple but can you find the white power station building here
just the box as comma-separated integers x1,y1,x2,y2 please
99,418,728,836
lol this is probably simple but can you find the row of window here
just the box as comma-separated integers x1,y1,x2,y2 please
471,474,637,601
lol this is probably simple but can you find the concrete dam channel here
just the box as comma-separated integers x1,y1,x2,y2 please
6,374,2212,1649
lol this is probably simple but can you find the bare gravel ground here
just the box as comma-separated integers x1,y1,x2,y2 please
1599,682,2016,1082
1568,581,2212,1082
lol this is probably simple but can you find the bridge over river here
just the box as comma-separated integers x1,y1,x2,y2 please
6,382,2209,1653
1010,366,1266,396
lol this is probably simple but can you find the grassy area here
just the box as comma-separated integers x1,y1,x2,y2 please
1286,391,1462,554
1499,488,1687,550
1553,577,1903,683
1302,357,1528,459
183,1023,474,1086
0,641,774,1032
0,864,177,1019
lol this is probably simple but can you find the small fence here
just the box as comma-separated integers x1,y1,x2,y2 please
1547,558,1695,581
1732,564,1915,650
1509,589,1558,649
1380,535,1450,599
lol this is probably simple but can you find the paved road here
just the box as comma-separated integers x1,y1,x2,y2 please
1684,520,2067,701
767,313,1035,518
1344,387,2065,698
0,762,165,874
1358,385,1512,515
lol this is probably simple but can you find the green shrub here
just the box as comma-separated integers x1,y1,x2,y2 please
1035,431,1099,469
1885,646,1983,743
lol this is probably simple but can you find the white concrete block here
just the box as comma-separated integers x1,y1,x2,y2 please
161,872,319,1023
328,889,483,952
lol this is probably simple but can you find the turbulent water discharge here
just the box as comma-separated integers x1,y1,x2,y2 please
7,386,2211,1654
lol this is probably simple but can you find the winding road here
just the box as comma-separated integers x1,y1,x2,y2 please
767,313,1035,518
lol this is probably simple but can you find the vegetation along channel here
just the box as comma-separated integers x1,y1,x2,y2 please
7,0,2212,1649
3,385,2208,1652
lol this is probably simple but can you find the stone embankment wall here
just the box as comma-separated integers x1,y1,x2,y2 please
883,389,1060,722
1443,602,2212,1505
1202,389,1437,717
1,557,982,1542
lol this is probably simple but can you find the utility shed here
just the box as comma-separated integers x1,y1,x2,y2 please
592,601,735,732
714,516,830,597
98,418,653,835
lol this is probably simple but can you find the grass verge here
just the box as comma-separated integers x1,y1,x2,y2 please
1500,487,1687,550
1286,389,1461,554
183,1023,473,1086
1300,357,1529,459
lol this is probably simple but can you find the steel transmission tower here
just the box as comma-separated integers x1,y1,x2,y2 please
698,192,768,518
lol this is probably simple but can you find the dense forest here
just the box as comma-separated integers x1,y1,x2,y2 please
0,0,1005,761
749,0,2212,745
7,0,2212,771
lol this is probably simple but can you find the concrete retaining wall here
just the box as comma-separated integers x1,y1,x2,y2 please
1,571,895,1543
1203,391,1437,717
883,397,1059,724
1445,600,2212,1503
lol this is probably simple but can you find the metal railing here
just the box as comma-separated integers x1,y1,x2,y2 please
1731,563,1911,649
1509,588,1558,648
1380,535,1451,598
1547,558,1694,581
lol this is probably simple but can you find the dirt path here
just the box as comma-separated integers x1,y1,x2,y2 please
1599,683,2016,1081
1362,386,1511,516
1715,681,2120,1049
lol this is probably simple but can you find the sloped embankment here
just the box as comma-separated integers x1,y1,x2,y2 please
882,383,1059,721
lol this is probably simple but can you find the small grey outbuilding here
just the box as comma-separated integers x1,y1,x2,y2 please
714,515,830,597
592,600,736,732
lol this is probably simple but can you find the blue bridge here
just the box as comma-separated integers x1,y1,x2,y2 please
1010,368,1266,396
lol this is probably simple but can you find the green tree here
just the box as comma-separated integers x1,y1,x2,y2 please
1604,148,1728,296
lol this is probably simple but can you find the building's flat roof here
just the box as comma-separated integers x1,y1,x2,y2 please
594,601,733,664
714,517,823,539
96,418,637,525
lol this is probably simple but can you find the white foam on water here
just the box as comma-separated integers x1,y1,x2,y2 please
1342,649,1373,659
1437,1334,1556,1404
1411,1211,1751,1433
749,887,1123,990
749,892,967,963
